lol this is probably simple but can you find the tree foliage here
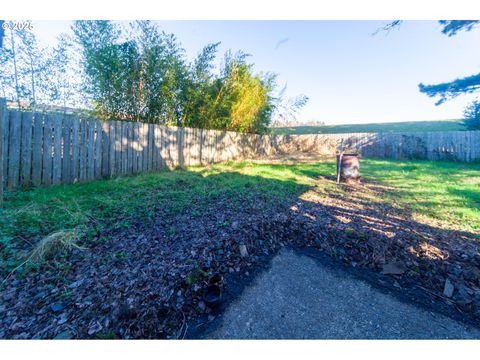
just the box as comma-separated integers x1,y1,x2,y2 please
0,21,49,108
1,20,307,134
69,20,306,133
271,85,309,127
439,20,480,37
412,21,480,110
419,72,480,105
463,99,480,130
414,20,480,129
0,21,81,110
377,20,480,127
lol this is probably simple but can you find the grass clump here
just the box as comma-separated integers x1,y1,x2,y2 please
28,229,83,265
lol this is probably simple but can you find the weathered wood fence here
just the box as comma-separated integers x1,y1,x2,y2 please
0,108,264,192
1,103,479,198
264,131,480,162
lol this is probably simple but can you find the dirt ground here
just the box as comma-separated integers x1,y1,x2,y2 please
1,154,479,339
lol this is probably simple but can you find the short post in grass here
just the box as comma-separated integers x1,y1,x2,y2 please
336,153,361,183
0,98,5,207
336,139,361,184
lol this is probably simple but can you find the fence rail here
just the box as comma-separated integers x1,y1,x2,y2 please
1,102,479,197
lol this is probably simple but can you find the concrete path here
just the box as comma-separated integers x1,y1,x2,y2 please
208,250,480,339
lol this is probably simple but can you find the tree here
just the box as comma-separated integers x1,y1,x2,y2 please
0,21,50,110
0,22,23,107
17,29,51,111
72,20,126,118
71,20,300,133
379,20,480,128
377,21,480,103
416,21,480,129
270,84,309,127
463,100,480,130
132,20,188,124
0,20,307,133
182,42,221,129
419,72,480,106
438,20,480,36
189,50,279,133
43,34,83,110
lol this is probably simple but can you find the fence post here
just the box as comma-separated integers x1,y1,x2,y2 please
0,98,5,207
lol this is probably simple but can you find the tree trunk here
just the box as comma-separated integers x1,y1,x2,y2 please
10,27,21,108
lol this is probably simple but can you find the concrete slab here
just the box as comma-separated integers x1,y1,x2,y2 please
208,250,480,339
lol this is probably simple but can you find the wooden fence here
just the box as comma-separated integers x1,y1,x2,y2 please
1,103,479,199
261,131,480,162
0,107,264,193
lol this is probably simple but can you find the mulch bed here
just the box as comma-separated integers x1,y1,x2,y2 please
1,179,479,339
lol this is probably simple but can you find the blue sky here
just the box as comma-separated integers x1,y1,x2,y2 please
33,20,480,124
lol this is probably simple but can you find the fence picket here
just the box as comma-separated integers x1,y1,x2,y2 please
126,122,133,174
132,122,139,173
101,120,110,177
170,126,176,167
178,127,184,167
42,114,54,186
71,116,80,182
52,114,63,185
121,121,128,175
1,104,9,190
0,99,5,204
62,115,73,184
160,125,167,168
86,118,95,180
20,112,33,187
78,118,86,181
137,122,143,172
109,120,116,177
208,130,214,164
153,124,159,170
94,119,102,179
114,121,122,176
146,123,152,171
164,126,171,168
191,128,198,165
7,111,21,189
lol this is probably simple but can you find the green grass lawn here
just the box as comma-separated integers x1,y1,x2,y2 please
1,158,479,273
360,159,480,232
270,119,467,135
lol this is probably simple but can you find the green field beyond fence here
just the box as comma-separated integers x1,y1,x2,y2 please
270,120,466,135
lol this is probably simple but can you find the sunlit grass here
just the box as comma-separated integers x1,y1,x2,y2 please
361,159,480,232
